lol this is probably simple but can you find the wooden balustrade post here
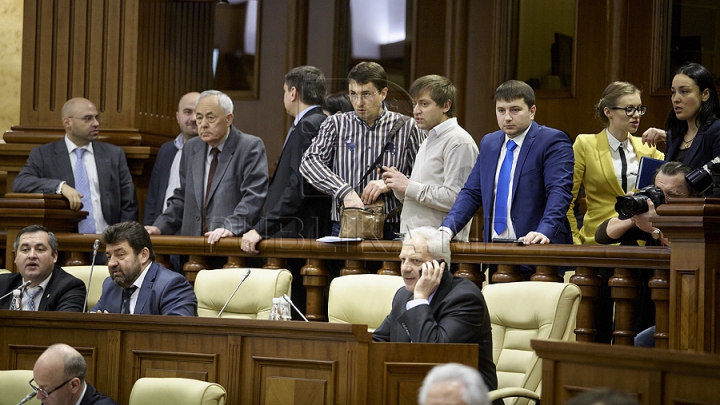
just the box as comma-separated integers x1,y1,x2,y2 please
492,264,522,283
224,256,247,268
301,259,329,322
649,268,670,349
154,254,173,271
454,263,485,290
608,268,640,345
340,260,368,276
63,251,89,266
377,261,400,276
183,255,210,285
530,265,563,282
570,267,601,342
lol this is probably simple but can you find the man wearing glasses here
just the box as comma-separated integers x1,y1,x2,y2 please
31,343,117,404
300,61,424,239
13,97,138,234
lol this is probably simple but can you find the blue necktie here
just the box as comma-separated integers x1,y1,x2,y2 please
494,140,517,235
122,286,138,314
74,148,96,233
27,286,43,311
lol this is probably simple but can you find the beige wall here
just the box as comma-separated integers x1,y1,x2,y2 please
0,0,22,138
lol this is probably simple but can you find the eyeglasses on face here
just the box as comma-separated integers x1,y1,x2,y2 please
349,90,380,101
196,114,222,123
29,377,74,397
68,115,101,123
609,105,647,116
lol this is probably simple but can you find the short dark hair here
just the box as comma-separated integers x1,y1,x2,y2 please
566,388,639,405
347,61,387,92
653,161,696,197
14,225,58,255
102,221,155,262
494,80,535,109
285,66,327,106
322,92,353,114
409,75,457,118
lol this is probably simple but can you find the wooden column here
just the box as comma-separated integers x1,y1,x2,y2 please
608,268,640,346
492,264,523,283
301,259,329,322
655,198,720,353
649,268,670,349
570,266,601,343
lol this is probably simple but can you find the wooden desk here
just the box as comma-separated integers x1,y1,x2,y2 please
0,311,478,405
532,339,720,404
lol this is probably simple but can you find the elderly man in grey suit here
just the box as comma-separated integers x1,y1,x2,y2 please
13,97,138,233
146,90,268,245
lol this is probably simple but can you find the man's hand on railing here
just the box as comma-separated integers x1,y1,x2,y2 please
519,231,549,245
205,227,233,245
145,225,162,235
241,229,262,254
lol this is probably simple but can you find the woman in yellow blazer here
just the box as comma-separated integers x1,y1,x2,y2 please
568,82,664,244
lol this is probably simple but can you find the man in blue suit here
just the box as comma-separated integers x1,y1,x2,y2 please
91,221,197,316
441,80,574,245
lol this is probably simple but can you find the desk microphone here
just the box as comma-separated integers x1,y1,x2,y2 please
282,294,309,322
216,269,251,318
16,391,37,405
0,280,32,301
83,239,100,313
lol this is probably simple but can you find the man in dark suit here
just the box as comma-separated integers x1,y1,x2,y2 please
91,221,197,316
143,92,201,227
13,97,138,233
32,343,117,405
372,226,498,397
146,90,268,245
241,66,331,254
0,225,85,311
441,80,574,245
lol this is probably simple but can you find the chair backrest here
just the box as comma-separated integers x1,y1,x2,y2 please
194,268,292,319
62,265,110,310
482,281,581,405
0,269,10,274
0,369,42,405
129,377,226,405
328,274,405,332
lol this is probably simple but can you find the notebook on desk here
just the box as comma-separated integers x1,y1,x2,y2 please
635,157,665,189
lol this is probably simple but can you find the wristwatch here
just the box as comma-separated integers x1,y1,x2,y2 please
651,228,661,240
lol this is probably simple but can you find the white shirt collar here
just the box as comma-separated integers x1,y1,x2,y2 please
64,135,94,155
294,105,321,126
428,117,457,139
606,130,627,152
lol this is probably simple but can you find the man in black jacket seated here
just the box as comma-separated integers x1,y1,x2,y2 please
0,225,85,311
372,226,499,401
31,343,118,405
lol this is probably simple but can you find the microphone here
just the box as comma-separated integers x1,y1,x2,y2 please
282,294,309,322
16,391,37,405
0,280,32,301
216,269,251,318
83,239,100,312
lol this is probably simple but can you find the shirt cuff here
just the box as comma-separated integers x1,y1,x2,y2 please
405,181,421,201
438,226,455,240
56,181,66,194
406,298,429,311
335,184,354,201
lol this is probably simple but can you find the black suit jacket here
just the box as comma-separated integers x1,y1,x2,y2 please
143,139,180,227
372,271,498,393
80,383,118,405
255,107,332,238
0,265,86,311
12,138,138,226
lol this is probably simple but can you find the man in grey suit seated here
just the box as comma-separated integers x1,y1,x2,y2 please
146,90,268,245
13,97,138,234
92,221,197,315
31,343,118,405
372,226,499,400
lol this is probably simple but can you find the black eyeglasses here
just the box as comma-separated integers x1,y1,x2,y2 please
29,377,74,397
609,106,647,116
68,115,101,123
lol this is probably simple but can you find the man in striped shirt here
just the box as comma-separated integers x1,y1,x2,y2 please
300,61,424,239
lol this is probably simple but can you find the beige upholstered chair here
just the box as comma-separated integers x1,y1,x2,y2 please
194,268,292,319
0,269,10,274
129,377,226,405
483,281,581,405
62,265,110,310
328,274,405,332
0,369,42,405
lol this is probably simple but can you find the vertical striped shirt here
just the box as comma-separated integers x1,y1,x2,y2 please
300,107,424,222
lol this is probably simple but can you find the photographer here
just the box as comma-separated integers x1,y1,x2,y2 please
595,162,696,246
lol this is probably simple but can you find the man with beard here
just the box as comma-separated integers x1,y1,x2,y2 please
91,221,197,315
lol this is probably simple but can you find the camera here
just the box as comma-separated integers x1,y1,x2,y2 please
685,156,720,195
614,185,665,219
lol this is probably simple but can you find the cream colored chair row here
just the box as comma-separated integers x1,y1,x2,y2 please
0,369,42,405
328,273,405,332
62,265,110,310
194,268,293,319
0,269,10,274
129,377,226,405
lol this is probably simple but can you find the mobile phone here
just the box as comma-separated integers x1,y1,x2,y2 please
491,238,524,245
376,163,386,173
419,259,446,277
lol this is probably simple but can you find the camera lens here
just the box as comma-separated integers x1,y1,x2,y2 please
615,195,649,218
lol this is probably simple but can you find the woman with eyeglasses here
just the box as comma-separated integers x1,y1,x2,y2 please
643,62,720,195
567,81,664,245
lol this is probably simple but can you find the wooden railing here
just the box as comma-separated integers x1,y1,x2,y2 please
50,233,671,348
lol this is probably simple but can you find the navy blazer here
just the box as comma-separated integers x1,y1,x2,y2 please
665,119,720,169
372,271,498,394
90,262,197,316
13,139,138,226
143,139,181,227
79,383,118,405
442,121,574,243
255,107,332,238
0,265,86,311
